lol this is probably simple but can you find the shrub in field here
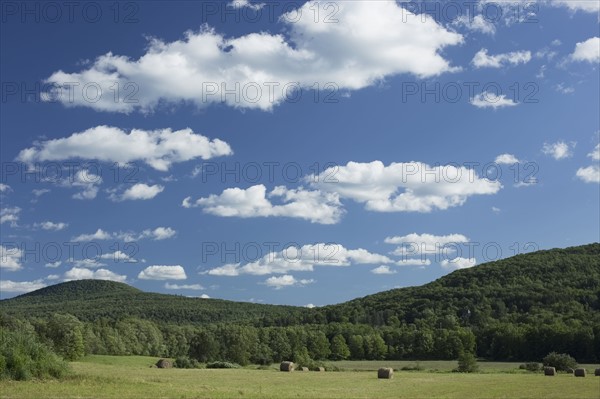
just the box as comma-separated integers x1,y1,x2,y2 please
206,361,241,369
174,357,201,369
0,328,69,380
454,351,479,373
542,352,577,372
519,362,541,372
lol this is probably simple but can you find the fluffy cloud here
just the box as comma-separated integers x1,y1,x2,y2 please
147,227,177,240
441,257,477,270
386,233,469,259
72,227,176,242
452,14,496,35
45,261,62,268
588,144,600,161
165,283,204,290
72,229,112,242
495,154,520,164
542,141,574,160
0,184,11,193
227,0,264,10
0,280,46,293
396,258,432,266
371,265,397,275
44,1,462,112
207,243,393,276
550,0,600,12
264,275,314,289
576,145,600,183
576,166,600,183
186,184,343,224
138,265,187,280
17,126,232,172
570,37,600,63
58,170,103,200
472,49,531,68
117,183,164,201
0,206,20,226
99,251,137,263
200,294,211,299
0,245,22,271
35,221,68,231
71,259,107,268
64,267,127,282
310,161,501,213
471,92,518,109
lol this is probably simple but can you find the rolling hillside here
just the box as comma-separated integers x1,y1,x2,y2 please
0,279,308,325
2,244,599,327
1,243,599,361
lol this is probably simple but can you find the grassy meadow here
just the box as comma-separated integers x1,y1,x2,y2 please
1,356,599,399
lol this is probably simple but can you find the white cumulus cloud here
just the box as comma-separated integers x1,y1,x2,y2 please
0,280,46,293
542,141,574,160
35,221,68,231
64,267,127,282
227,0,264,10
471,92,518,109
264,275,314,289
99,251,137,263
44,1,462,113
385,233,469,260
310,161,501,213
495,154,520,164
118,183,164,201
186,184,344,224
588,144,600,161
550,0,600,13
571,37,600,63
452,14,496,35
0,245,22,271
371,265,397,275
72,227,176,242
576,166,600,183
17,126,232,172
472,48,531,68
138,265,187,280
441,257,477,270
207,243,392,276
0,206,21,226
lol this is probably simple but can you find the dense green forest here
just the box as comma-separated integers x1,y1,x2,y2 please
1,243,599,367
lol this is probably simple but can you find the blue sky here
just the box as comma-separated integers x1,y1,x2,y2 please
1,0,599,305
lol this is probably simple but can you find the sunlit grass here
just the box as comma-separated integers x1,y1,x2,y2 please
1,356,599,399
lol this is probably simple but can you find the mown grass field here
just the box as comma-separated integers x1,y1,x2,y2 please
1,356,599,399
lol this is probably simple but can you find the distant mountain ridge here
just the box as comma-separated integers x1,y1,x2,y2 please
2,243,599,329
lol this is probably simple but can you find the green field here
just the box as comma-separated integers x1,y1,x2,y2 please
1,356,599,399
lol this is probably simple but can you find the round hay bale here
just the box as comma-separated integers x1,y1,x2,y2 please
574,368,586,377
378,368,394,379
594,368,600,376
313,367,325,372
156,359,172,369
544,367,556,376
280,361,294,372
300,367,309,371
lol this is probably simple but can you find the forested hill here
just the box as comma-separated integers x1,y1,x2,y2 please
2,243,599,329
321,243,600,327
1,279,308,325
1,243,599,362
